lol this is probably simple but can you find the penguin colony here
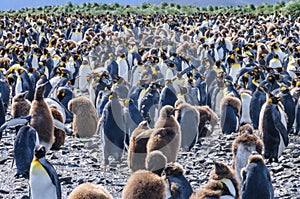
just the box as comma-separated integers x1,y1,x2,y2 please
0,9,299,199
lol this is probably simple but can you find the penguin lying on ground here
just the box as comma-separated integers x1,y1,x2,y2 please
14,126,39,178
174,100,200,151
259,93,289,162
220,94,241,134
68,183,113,199
232,124,263,184
122,170,167,199
30,145,61,199
147,105,181,163
241,153,274,199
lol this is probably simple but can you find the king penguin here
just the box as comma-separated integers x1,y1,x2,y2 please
220,94,241,134
29,145,61,199
241,153,274,199
250,84,267,129
14,126,39,178
259,93,289,162
239,90,252,125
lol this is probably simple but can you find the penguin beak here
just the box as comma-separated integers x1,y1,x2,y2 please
171,109,179,115
21,90,29,98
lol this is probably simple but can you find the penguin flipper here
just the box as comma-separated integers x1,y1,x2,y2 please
39,158,61,199
272,110,289,146
0,116,31,135
54,119,73,136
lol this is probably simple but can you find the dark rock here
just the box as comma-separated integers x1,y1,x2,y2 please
272,166,284,173
0,190,9,194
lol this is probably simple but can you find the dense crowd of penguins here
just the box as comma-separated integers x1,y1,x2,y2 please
0,10,299,198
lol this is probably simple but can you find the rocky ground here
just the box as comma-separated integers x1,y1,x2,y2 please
0,121,299,199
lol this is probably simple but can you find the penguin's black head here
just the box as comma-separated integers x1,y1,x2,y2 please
34,145,46,159
35,81,48,100
268,93,281,104
213,161,231,177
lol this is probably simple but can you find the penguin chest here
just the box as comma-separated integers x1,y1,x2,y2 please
78,66,91,91
235,144,256,180
117,60,129,82
30,161,57,199
15,77,23,95
229,65,241,82
240,96,252,124
32,56,39,69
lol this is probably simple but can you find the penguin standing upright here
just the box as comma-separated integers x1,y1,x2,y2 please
239,90,252,125
241,153,274,199
232,124,263,183
220,94,241,134
29,145,61,199
14,126,39,178
280,85,296,134
174,100,200,151
99,92,126,165
78,58,91,92
117,53,130,83
147,105,181,163
250,85,267,129
30,82,55,152
11,91,31,118
259,93,289,162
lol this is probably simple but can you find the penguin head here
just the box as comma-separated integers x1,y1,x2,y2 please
35,81,49,100
268,93,281,104
248,152,265,164
160,105,178,118
13,91,29,102
213,161,232,177
34,145,46,160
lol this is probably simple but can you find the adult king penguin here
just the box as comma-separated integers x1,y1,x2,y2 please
29,145,61,199
259,93,289,162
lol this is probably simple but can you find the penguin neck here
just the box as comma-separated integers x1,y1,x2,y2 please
34,93,45,101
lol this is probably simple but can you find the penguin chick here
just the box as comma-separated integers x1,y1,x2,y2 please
145,150,167,176
220,94,241,134
122,170,166,199
232,124,263,183
68,96,98,137
190,181,223,199
174,100,200,151
147,105,181,163
30,82,55,152
195,105,218,138
68,183,113,199
162,162,193,199
50,105,66,150
241,154,274,199
14,126,39,178
30,145,61,199
128,121,152,172
210,161,240,199
11,91,31,118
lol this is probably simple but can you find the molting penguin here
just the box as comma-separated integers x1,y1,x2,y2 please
241,153,274,199
174,100,200,151
232,124,263,183
128,121,153,172
162,162,193,199
29,145,61,199
122,170,166,199
14,126,39,178
259,93,289,162
209,161,240,199
98,92,126,165
68,96,98,138
147,105,181,163
68,183,113,199
220,94,241,134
